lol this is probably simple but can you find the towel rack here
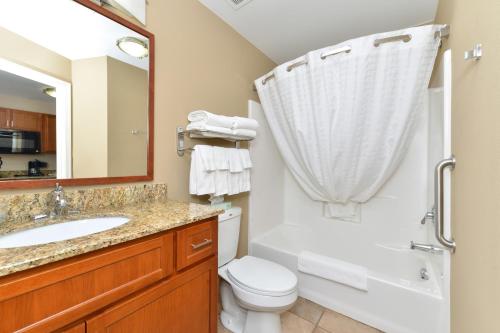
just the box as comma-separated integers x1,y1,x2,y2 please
176,126,253,156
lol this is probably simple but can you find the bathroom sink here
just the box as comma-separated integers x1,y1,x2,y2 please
0,216,130,249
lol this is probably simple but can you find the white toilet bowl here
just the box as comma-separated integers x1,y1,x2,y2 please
219,256,298,333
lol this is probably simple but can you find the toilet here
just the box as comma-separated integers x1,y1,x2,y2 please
218,207,298,333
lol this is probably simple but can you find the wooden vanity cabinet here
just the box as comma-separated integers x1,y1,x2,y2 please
0,218,218,333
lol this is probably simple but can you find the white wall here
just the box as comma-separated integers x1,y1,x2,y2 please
1,153,56,171
248,100,285,243
0,93,55,115
249,97,441,260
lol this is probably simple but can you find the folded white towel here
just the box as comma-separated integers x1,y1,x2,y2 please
229,148,244,173
298,251,368,291
232,116,259,130
187,122,233,135
189,146,215,195
195,145,215,172
213,147,229,170
239,149,252,169
188,110,234,129
232,129,257,138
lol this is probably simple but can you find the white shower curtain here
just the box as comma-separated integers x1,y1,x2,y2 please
255,25,442,221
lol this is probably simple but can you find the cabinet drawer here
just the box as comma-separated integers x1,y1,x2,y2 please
176,219,217,270
0,233,174,333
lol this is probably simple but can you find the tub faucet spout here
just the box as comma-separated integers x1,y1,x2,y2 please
410,241,444,254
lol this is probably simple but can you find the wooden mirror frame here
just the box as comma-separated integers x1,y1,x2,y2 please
0,0,155,190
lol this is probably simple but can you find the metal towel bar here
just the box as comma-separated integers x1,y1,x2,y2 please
434,156,456,252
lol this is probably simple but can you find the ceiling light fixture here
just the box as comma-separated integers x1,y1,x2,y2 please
116,36,149,58
43,87,56,98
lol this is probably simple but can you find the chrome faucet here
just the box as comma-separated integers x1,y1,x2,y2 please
50,183,68,217
410,241,444,254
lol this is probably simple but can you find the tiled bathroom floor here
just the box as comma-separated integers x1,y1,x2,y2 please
218,297,383,333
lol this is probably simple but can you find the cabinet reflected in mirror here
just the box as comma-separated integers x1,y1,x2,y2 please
0,0,152,185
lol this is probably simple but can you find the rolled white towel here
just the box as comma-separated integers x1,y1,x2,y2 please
232,116,259,130
188,110,234,129
232,129,257,138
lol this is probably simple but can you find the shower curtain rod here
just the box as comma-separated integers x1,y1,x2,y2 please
253,24,450,90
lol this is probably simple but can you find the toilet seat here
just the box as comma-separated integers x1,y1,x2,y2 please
227,256,297,297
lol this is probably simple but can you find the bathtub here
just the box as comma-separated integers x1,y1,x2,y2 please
250,224,446,333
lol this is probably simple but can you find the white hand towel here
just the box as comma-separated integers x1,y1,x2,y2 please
189,147,215,195
187,122,233,135
241,169,251,192
232,116,259,130
195,145,215,172
298,251,368,291
214,169,229,196
213,147,229,170
188,110,234,129
232,128,257,138
239,149,253,169
229,148,244,173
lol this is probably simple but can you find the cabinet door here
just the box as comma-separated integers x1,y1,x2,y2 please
0,108,11,128
42,114,57,153
87,257,218,333
0,233,174,333
10,109,42,131
57,322,86,333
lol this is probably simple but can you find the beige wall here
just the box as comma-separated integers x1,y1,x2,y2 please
72,57,108,178
145,0,275,256
107,57,148,177
0,27,71,82
0,93,55,115
434,1,500,332
1,154,56,172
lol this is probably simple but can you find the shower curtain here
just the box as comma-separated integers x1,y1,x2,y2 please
255,25,442,221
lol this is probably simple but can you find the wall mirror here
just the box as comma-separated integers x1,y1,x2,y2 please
0,0,154,189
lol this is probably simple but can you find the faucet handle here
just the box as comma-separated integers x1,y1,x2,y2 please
420,210,435,225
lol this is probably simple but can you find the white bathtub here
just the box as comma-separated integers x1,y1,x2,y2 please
250,224,446,333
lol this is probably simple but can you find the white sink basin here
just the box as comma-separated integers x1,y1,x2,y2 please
0,216,130,249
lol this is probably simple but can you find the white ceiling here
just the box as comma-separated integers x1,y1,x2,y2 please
0,70,55,103
0,0,149,70
199,0,439,64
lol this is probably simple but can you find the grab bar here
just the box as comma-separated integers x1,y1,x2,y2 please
434,156,456,252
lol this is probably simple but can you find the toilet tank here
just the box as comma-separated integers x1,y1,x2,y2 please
218,207,242,268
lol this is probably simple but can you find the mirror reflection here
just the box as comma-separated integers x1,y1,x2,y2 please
0,0,149,181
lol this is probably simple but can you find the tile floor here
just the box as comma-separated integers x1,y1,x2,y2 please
218,297,383,333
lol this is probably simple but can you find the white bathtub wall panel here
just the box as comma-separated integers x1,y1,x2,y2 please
248,100,286,242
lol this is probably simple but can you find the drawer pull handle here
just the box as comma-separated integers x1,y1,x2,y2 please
191,239,213,250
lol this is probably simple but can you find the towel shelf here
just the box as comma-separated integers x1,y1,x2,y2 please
176,126,253,156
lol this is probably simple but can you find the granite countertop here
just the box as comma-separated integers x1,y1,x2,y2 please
0,200,222,277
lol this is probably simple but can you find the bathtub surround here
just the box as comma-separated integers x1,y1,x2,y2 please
250,81,448,333
255,25,442,221
0,183,168,226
